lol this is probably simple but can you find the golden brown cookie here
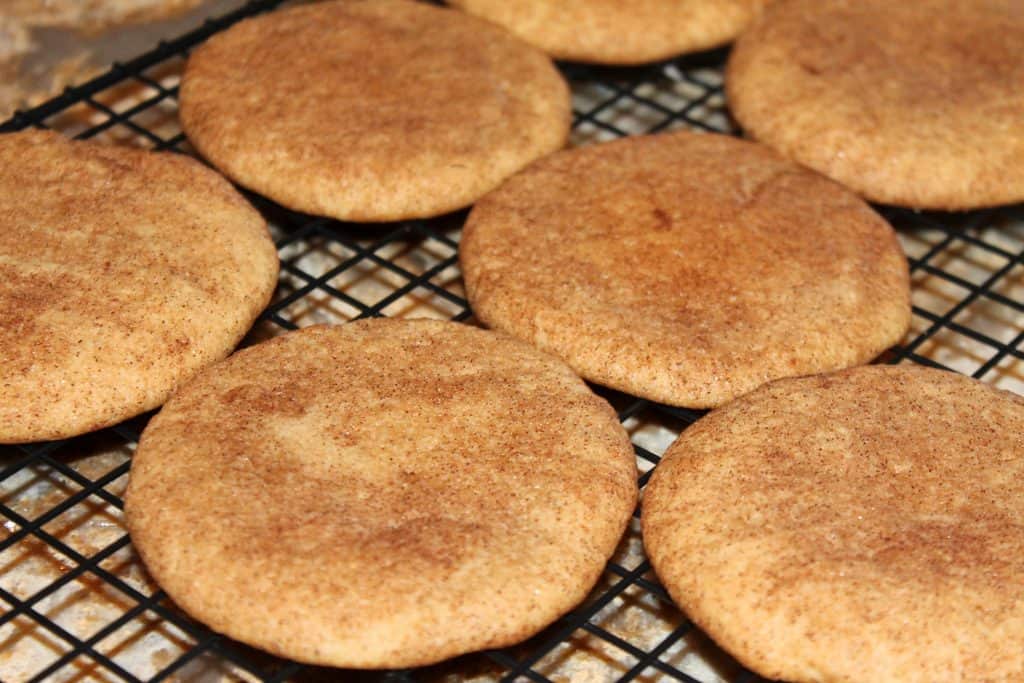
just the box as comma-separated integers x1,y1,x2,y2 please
125,319,637,668
643,365,1024,682
727,0,1024,210
179,0,571,222
448,0,770,65
0,130,278,444
460,131,911,408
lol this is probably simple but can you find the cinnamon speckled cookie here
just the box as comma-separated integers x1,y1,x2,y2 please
727,0,1024,209
448,0,771,65
179,0,571,222
0,130,278,443
125,319,637,668
644,365,1024,682
460,130,911,408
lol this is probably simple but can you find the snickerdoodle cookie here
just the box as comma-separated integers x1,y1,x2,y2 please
180,0,571,222
125,319,637,668
727,0,1024,209
449,0,770,64
460,131,910,407
644,365,1024,682
0,130,277,443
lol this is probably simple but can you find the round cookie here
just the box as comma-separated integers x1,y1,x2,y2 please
460,131,911,408
179,0,571,222
0,130,278,444
124,319,637,668
726,0,1024,210
448,0,771,65
643,365,1024,682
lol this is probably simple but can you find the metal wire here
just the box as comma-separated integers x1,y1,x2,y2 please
0,0,1022,681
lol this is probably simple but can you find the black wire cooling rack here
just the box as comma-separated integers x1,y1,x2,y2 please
1,1,1023,681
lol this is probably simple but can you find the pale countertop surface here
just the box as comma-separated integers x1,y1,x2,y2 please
0,0,248,119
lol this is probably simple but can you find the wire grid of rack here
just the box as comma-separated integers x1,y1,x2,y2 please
1,1,1023,681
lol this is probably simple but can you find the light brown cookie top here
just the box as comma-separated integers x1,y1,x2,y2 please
460,131,911,408
124,319,637,668
643,365,1024,682
448,0,770,65
0,130,278,444
178,0,571,223
727,0,1024,210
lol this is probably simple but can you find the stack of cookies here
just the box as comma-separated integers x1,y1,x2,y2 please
4,0,1023,680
